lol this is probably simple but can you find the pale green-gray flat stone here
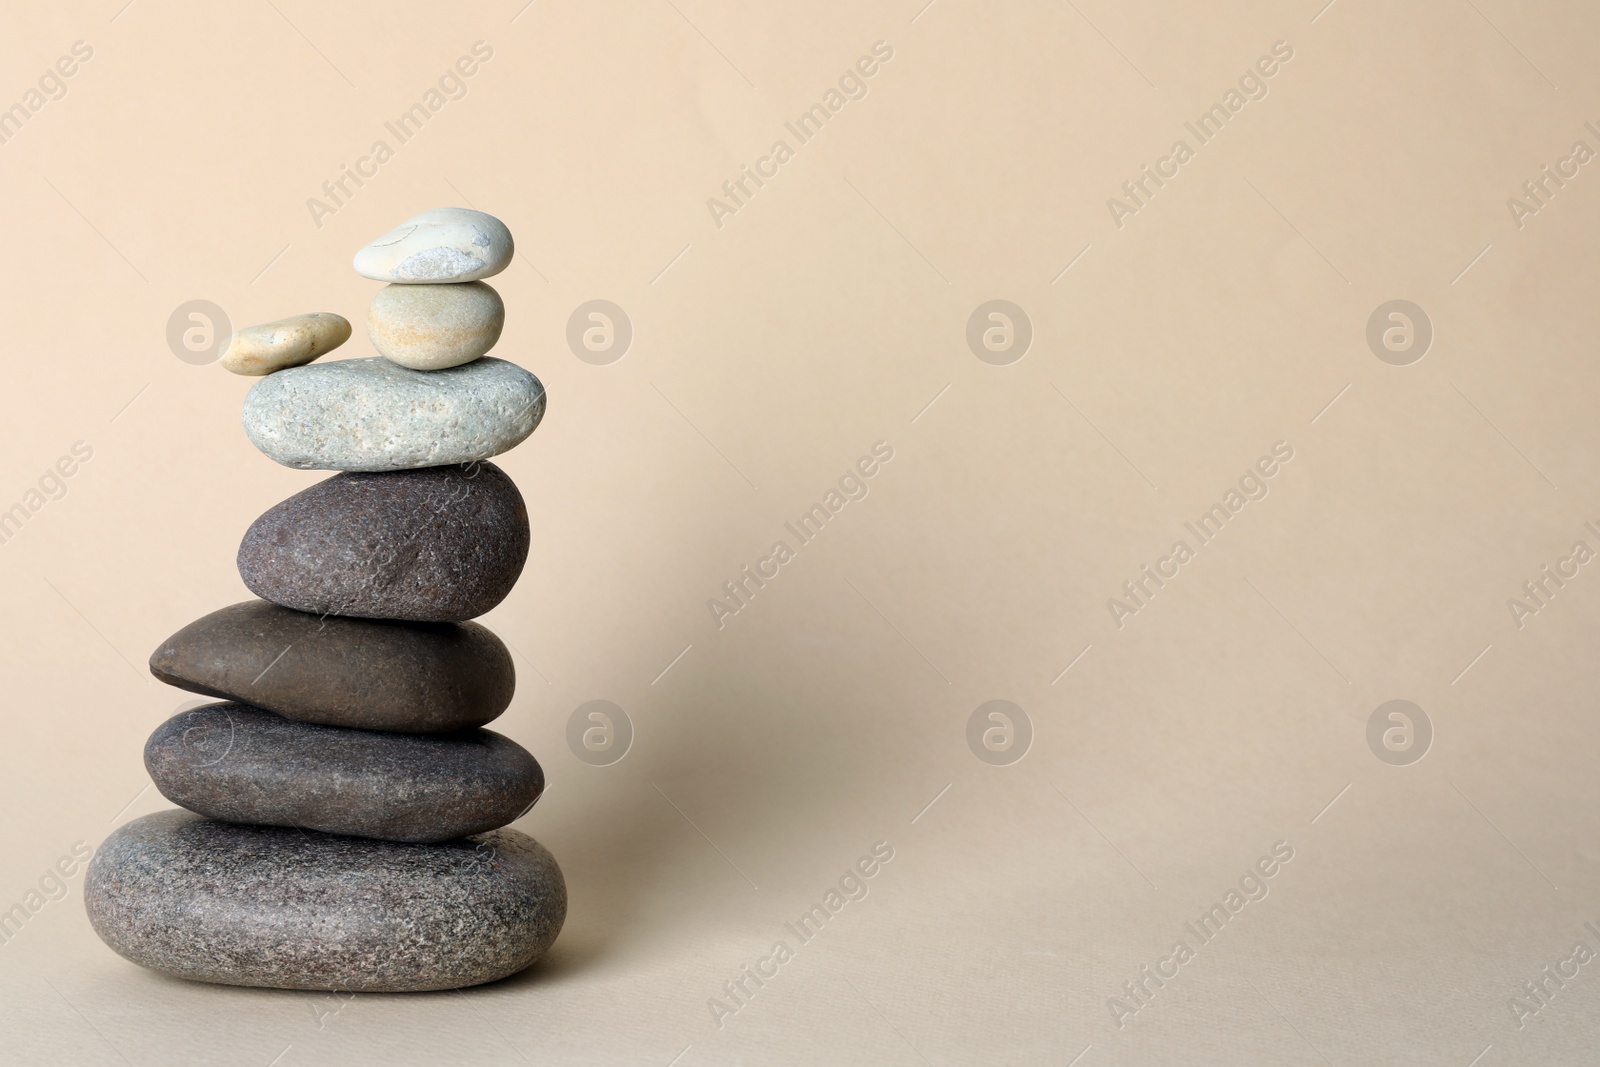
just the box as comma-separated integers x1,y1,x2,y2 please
241,356,544,472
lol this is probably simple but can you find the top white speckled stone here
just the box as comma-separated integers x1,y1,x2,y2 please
353,207,513,284
242,357,545,471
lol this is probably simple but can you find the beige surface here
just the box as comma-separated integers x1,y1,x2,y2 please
2,1,1599,1063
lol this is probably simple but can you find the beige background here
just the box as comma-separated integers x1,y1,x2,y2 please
2,0,1598,1063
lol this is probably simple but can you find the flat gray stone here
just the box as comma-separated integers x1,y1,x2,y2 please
145,703,543,842
86,810,565,992
237,462,529,622
149,600,514,733
353,207,513,283
242,357,544,472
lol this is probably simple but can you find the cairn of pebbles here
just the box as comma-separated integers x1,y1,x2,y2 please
84,208,564,992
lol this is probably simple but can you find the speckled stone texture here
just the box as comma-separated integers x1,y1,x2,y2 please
145,703,543,842
86,810,565,991
149,600,514,733
241,356,544,472
237,462,529,622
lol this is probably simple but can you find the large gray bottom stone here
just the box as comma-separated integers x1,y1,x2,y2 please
85,810,565,992
145,703,543,843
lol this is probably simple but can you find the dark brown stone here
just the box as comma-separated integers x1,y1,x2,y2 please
145,703,543,843
149,599,514,733
236,461,529,622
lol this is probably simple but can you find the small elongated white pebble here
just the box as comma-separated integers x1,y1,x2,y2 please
220,313,351,376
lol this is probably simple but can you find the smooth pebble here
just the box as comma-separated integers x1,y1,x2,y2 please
368,281,504,370
145,703,544,843
353,207,512,283
149,600,515,733
220,313,351,376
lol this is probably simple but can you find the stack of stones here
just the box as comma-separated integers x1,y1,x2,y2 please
84,208,566,993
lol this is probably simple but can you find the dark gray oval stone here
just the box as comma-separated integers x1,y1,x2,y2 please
149,600,514,733
146,703,543,843
86,810,565,992
237,462,529,622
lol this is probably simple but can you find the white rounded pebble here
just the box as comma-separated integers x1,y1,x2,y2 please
354,207,513,283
